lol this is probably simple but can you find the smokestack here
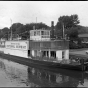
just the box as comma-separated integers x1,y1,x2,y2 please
51,21,54,28
63,23,65,39
51,21,55,39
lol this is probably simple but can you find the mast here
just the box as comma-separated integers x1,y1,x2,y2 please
36,17,37,23
62,23,65,39
36,17,37,29
10,18,12,40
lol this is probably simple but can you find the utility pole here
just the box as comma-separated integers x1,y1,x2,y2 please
62,23,65,39
36,17,37,29
10,18,12,40
36,17,37,23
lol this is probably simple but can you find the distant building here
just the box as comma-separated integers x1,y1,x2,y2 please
78,34,88,43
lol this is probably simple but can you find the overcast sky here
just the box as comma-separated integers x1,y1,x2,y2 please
0,1,88,29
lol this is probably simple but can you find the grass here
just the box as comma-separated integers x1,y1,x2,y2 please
70,48,88,52
70,48,88,56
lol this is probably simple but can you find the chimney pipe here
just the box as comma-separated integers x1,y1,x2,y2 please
51,21,55,39
51,21,54,27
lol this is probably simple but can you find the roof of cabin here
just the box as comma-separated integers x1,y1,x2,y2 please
30,29,51,32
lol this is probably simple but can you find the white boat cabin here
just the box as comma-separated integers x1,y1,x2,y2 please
30,29,50,41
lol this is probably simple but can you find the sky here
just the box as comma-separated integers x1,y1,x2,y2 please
0,1,88,29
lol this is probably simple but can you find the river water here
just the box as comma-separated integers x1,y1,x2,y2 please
0,57,88,87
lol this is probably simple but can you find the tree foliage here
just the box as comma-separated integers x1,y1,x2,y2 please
0,22,50,40
55,14,80,39
0,27,9,39
56,14,79,29
0,14,88,49
55,14,83,49
10,23,23,33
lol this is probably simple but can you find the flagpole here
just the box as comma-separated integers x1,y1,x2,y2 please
10,18,12,40
63,23,65,39
36,17,37,23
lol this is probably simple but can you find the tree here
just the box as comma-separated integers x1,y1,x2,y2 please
56,14,79,29
0,30,3,39
55,14,80,38
55,14,82,48
2,27,9,34
35,22,49,29
66,27,78,40
16,25,25,34
24,22,49,31
10,23,23,34
0,27,9,39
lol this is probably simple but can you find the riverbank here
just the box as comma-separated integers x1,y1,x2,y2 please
70,48,88,52
70,48,88,56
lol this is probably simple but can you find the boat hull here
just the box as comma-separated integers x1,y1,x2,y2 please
0,53,86,71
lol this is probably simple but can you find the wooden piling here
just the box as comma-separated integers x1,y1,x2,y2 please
80,59,85,71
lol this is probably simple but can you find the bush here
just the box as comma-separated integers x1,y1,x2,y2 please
69,42,82,49
69,42,78,49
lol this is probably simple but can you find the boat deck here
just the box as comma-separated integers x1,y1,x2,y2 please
32,56,81,65
0,53,87,71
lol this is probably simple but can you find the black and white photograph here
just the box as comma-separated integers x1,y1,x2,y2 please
0,1,88,87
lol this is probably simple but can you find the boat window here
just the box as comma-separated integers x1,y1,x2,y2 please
51,51,56,58
34,31,36,36
37,31,40,36
62,51,65,59
45,31,49,35
46,51,49,57
41,31,44,35
41,30,50,36
42,51,48,57
42,51,46,57
28,50,30,56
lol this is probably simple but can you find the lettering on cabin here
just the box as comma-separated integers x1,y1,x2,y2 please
6,42,28,50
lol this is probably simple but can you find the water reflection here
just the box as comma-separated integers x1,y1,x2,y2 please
0,57,88,87
28,67,79,87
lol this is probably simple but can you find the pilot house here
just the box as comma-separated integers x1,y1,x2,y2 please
30,29,50,41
